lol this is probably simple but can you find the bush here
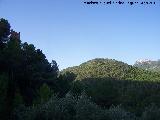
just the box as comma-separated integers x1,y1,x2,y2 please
0,74,8,119
75,92,104,120
141,103,160,120
107,105,137,120
12,105,35,120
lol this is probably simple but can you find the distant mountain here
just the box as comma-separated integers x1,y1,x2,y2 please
62,58,160,81
134,59,160,72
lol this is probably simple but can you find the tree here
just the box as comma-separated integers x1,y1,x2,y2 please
0,18,10,48
3,30,22,120
34,83,53,104
0,74,8,119
0,18,60,119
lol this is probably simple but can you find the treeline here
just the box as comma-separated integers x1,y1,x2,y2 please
12,92,160,120
70,78,160,116
62,58,160,81
1,18,160,120
0,18,74,120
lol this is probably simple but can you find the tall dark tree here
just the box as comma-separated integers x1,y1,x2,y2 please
0,18,60,119
3,30,22,120
0,18,10,49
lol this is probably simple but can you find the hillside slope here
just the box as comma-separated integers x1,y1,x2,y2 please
62,58,160,81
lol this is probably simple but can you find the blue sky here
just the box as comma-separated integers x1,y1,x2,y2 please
0,0,160,69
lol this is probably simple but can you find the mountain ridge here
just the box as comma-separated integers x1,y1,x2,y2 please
134,59,160,72
62,58,160,81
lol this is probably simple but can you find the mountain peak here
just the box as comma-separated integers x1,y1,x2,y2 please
135,59,152,64
134,59,160,72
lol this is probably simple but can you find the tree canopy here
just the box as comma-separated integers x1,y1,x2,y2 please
63,58,160,81
1,18,160,120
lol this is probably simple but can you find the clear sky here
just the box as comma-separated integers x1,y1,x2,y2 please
0,0,160,69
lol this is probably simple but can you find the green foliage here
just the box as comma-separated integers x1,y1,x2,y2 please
13,94,76,120
107,105,137,120
70,80,85,97
13,90,23,107
75,92,103,120
2,18,160,120
69,78,160,117
0,18,10,44
63,58,160,116
56,72,76,97
0,18,61,119
141,104,160,120
34,84,53,104
12,93,143,120
63,58,160,81
0,74,8,118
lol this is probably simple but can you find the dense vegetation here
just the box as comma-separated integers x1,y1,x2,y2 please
1,18,160,120
0,18,74,120
63,58,160,81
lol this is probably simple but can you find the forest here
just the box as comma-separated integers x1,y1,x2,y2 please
1,18,160,120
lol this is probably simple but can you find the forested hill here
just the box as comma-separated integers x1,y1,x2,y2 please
2,18,160,120
134,59,160,72
62,58,160,81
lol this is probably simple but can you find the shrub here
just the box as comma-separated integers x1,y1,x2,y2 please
141,103,160,120
107,105,137,120
75,92,104,120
